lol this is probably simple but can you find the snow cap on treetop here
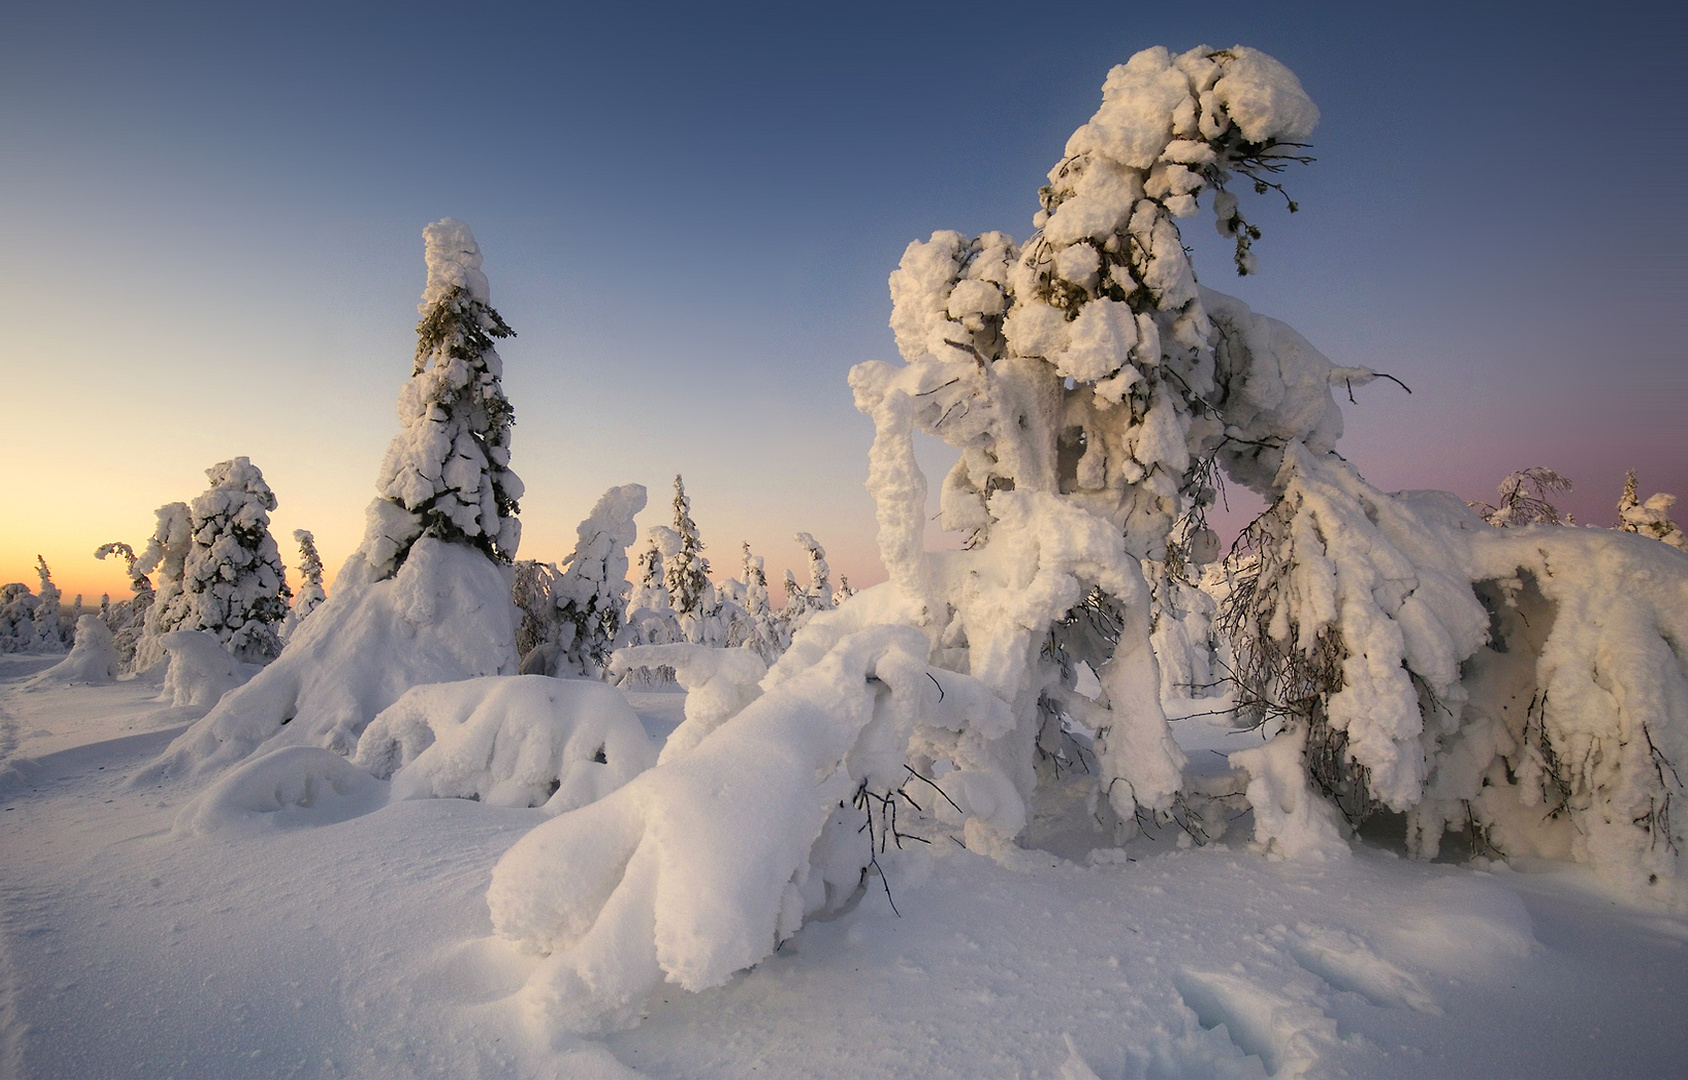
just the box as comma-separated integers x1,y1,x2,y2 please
1067,46,1318,174
420,218,491,310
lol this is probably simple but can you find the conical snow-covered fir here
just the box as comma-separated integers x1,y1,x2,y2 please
664,475,713,633
549,483,647,676
365,218,523,577
279,529,327,641
174,457,293,662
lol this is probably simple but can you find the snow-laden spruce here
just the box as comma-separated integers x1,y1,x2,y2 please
366,218,522,577
518,484,647,677
138,222,523,783
280,528,327,641
178,457,293,662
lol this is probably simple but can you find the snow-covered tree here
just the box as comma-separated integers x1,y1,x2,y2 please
279,529,327,641
726,541,785,661
779,531,836,638
832,575,855,608
365,218,523,578
1618,469,1688,552
31,556,67,652
172,457,293,663
1474,467,1572,527
664,476,718,643
0,583,36,653
547,484,648,676
132,501,193,670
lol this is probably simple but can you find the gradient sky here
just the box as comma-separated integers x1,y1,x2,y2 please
4,1,1684,603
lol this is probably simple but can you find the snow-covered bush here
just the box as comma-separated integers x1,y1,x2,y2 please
353,675,655,811
1474,467,1571,527
174,457,293,662
139,222,524,783
27,615,121,687
365,218,523,578
1618,470,1688,552
280,528,327,640
157,629,247,708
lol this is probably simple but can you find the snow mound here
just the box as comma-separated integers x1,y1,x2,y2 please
486,624,1013,1034
137,538,519,783
352,675,655,811
609,643,766,762
158,629,247,707
173,746,388,836
26,615,120,687
1230,725,1349,861
1174,967,1337,1079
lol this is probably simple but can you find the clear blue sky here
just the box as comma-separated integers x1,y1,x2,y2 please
3,0,1684,600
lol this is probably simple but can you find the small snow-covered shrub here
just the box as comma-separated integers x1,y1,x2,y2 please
27,615,121,687
1618,469,1688,552
352,675,655,811
157,629,247,708
1474,467,1572,527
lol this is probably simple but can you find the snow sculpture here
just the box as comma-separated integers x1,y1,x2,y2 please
138,222,522,783
353,675,656,811
175,457,293,662
365,218,522,578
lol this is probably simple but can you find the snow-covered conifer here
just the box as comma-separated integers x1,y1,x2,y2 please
31,556,67,652
832,575,855,608
664,476,715,640
364,219,523,578
550,484,647,676
780,532,837,637
0,583,36,653
1617,470,1688,552
95,541,154,669
728,541,785,660
132,501,194,670
176,457,293,663
279,529,328,641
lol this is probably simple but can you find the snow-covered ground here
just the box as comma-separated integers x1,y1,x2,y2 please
3,655,1684,1080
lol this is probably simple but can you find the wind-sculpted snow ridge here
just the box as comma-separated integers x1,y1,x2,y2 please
487,620,1016,1034
353,675,655,812
136,539,518,783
